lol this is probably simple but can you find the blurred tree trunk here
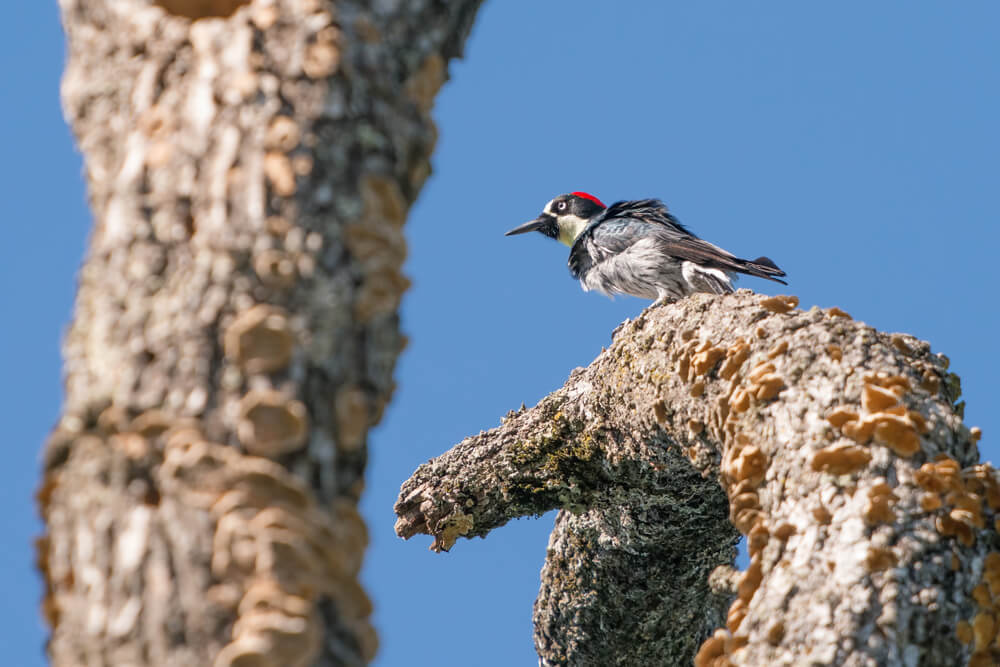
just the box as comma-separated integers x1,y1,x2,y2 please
397,292,998,666
38,1,481,665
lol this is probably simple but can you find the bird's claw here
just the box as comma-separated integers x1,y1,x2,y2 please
651,296,678,308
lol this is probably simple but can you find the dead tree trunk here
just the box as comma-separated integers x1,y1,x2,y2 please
39,1,481,665
396,291,997,666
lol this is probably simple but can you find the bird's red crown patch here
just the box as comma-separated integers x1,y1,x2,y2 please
572,192,606,208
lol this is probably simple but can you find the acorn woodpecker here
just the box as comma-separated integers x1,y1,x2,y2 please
505,192,787,303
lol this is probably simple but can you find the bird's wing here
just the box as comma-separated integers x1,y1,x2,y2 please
568,201,703,280
570,210,787,284
568,218,649,279
645,233,787,283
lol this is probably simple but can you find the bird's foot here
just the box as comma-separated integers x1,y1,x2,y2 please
651,296,678,308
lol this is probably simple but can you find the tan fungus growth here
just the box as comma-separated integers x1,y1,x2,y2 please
732,508,762,534
693,629,728,667
919,493,943,512
826,306,852,319
969,653,996,667
812,505,833,525
773,522,796,540
920,369,941,394
747,362,776,384
726,598,747,631
826,407,859,429
264,152,296,197
766,339,788,359
224,304,294,374
811,444,871,476
405,53,446,114
971,583,992,609
915,459,962,493
890,334,913,354
747,522,769,557
251,3,278,29
238,391,309,457
872,414,921,457
110,432,150,460
862,384,900,413
254,249,297,287
972,612,997,652
759,295,799,314
724,444,768,488
652,400,668,426
303,39,340,79
266,116,300,152
935,515,974,547
753,374,785,401
982,553,1000,597
956,620,973,644
146,141,173,168
354,269,411,323
719,339,750,380
334,385,369,452
866,546,898,572
131,409,174,439
153,0,251,19
737,559,763,602
766,621,785,645
729,389,750,414
360,173,408,226
692,347,726,376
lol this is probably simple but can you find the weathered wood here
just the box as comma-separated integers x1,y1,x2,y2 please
397,291,996,666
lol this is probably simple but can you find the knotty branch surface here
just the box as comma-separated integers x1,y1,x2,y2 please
396,291,997,666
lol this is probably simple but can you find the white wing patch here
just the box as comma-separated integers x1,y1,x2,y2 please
681,261,735,295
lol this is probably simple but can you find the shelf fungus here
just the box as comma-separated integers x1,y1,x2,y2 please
334,386,370,453
264,152,296,197
864,482,899,525
758,294,799,314
153,0,251,19
237,391,308,457
265,116,300,153
811,443,872,476
825,374,927,458
224,305,295,374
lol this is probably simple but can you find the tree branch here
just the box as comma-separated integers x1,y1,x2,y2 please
397,290,996,665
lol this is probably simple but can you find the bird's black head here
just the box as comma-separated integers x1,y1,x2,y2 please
505,192,606,246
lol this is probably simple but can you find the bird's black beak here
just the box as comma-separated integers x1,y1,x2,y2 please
505,215,552,237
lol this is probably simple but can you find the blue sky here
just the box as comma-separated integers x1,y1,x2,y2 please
3,2,998,665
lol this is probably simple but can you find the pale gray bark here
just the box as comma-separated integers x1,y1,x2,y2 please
397,291,997,666
40,1,481,665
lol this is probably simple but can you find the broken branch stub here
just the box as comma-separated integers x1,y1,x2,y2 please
396,290,995,666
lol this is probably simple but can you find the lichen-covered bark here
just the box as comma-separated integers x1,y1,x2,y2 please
39,1,482,665
396,290,997,666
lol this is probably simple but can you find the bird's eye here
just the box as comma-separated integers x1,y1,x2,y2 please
556,201,568,212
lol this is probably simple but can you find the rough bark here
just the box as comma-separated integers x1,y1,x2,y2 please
396,290,997,666
39,1,481,665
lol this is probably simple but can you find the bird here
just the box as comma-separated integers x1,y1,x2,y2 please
505,192,787,304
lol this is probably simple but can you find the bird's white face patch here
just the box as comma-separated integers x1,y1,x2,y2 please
555,215,589,246
545,200,589,246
